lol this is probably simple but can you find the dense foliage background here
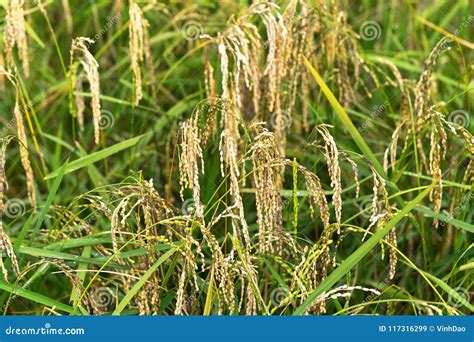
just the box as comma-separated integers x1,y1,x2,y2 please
0,0,472,315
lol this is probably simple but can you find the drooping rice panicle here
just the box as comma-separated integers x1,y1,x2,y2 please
74,75,86,131
341,152,360,198
316,125,342,231
3,0,29,77
0,67,36,207
0,137,19,282
129,0,151,106
14,97,36,207
70,37,102,144
250,128,283,253
178,115,205,217
61,0,73,34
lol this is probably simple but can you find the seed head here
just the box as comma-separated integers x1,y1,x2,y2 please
70,37,102,144
3,0,29,76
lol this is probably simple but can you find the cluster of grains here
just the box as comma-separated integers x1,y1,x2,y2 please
200,223,235,314
383,121,406,173
110,180,174,254
206,2,297,154
172,219,206,315
284,158,359,314
205,209,263,314
3,0,29,76
73,75,86,131
202,64,218,143
13,95,36,207
249,128,283,253
1,68,36,207
384,38,473,227
294,162,330,229
316,2,379,107
177,99,251,249
428,110,473,226
0,138,19,282
315,285,381,308
425,109,447,227
218,102,250,247
70,37,102,144
372,56,405,92
178,114,205,217
188,1,379,262
364,164,397,279
291,231,333,314
316,125,342,231
129,1,152,105
386,215,398,280
95,180,176,314
42,259,94,311
341,152,360,198
365,162,390,238
412,44,447,197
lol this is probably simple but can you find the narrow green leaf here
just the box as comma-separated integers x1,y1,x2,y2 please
231,236,269,314
25,22,46,49
414,206,474,233
203,265,215,315
264,259,289,290
70,246,92,306
17,246,122,268
0,280,74,314
45,236,112,250
422,271,474,312
44,133,149,180
112,248,176,315
15,160,67,250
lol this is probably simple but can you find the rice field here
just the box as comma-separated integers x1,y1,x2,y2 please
0,0,472,315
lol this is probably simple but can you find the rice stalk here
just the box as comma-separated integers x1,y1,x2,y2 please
61,0,73,34
3,0,29,77
0,137,19,282
70,37,102,144
179,115,204,217
315,125,342,232
74,74,85,132
14,96,36,207
129,0,152,106
0,67,36,207
218,102,250,247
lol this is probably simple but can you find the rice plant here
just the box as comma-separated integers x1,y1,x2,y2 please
0,0,472,316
